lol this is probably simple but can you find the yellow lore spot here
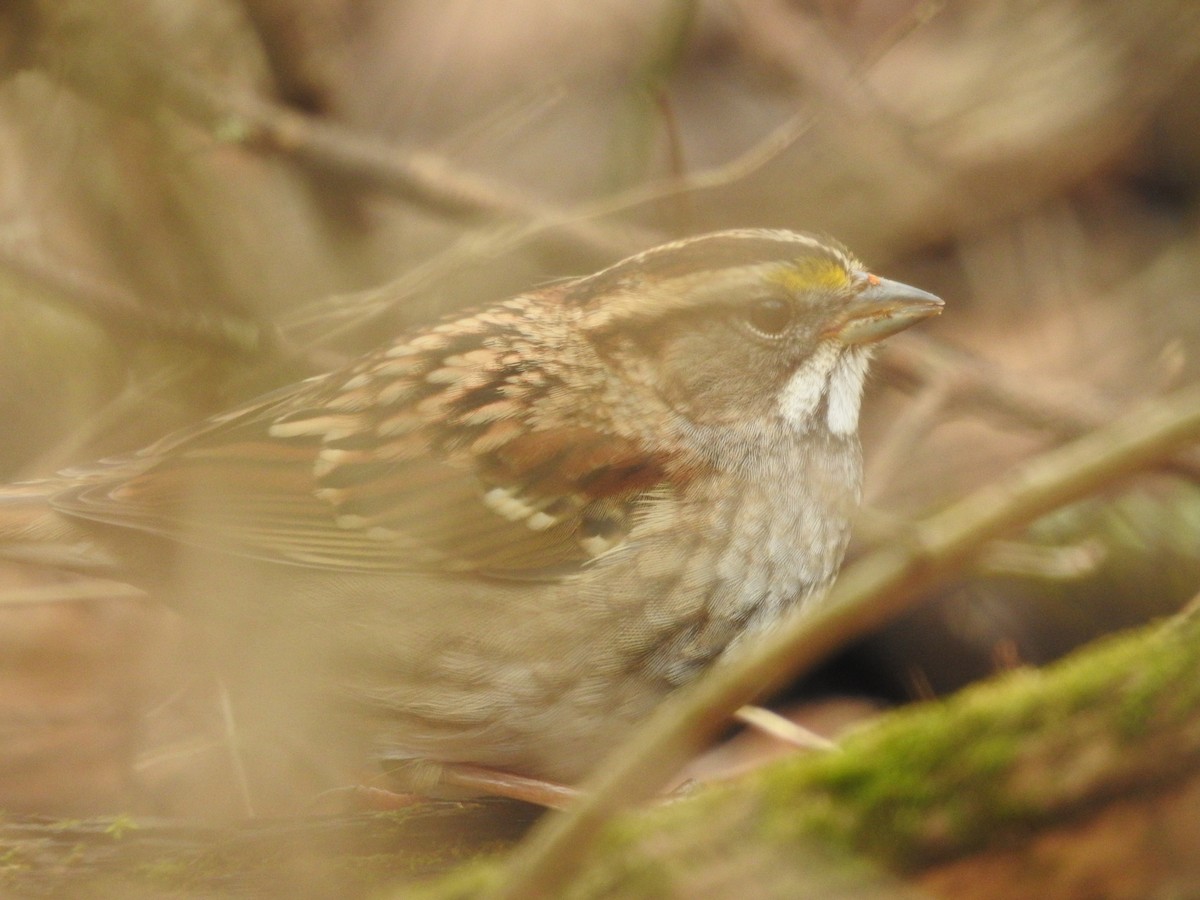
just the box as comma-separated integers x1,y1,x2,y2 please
770,258,850,293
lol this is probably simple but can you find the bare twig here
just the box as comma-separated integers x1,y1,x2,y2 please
882,333,1200,479
0,578,146,605
0,244,268,357
23,0,646,266
491,383,1200,899
164,77,644,264
733,705,836,752
864,378,954,504
729,0,938,166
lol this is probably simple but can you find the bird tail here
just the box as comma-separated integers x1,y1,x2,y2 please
0,480,118,574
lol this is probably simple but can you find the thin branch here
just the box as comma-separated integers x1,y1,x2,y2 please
0,578,146,605
164,76,644,264
882,333,1200,479
864,377,954,504
0,244,268,357
729,0,937,165
490,383,1200,900
23,1,646,266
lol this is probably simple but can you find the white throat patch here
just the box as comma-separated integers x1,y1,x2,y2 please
778,343,871,435
826,348,871,435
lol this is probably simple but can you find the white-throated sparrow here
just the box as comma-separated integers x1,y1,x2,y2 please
0,230,941,793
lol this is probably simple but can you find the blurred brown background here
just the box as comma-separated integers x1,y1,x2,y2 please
2,0,1200,820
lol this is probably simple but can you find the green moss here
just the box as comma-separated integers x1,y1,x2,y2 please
574,808,692,897
746,614,1200,869
0,847,28,873
105,814,139,839
407,858,503,899
1109,619,1200,740
403,616,1200,897
134,858,194,885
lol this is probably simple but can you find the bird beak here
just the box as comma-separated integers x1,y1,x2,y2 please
829,274,944,345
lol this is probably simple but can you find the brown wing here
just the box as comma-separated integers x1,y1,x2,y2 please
51,303,674,576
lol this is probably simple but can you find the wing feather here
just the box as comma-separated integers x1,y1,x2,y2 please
50,300,682,577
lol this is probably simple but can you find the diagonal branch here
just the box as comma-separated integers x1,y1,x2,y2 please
491,382,1200,899
882,333,1200,479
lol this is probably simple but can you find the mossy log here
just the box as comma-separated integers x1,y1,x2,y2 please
3,608,1199,898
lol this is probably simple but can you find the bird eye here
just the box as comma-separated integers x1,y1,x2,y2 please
742,298,793,338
